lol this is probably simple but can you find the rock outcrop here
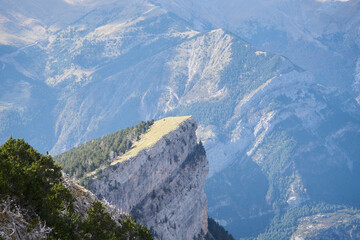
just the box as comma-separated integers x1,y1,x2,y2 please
291,209,360,240
87,116,209,240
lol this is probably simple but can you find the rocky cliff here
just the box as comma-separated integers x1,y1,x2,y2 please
86,116,209,240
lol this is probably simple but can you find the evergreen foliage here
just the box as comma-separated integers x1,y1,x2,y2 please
206,218,235,240
55,120,154,180
79,201,152,240
0,137,74,236
0,137,153,239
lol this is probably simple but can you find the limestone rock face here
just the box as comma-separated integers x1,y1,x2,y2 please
88,117,209,240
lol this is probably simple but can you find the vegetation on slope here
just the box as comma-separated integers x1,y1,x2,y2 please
234,202,352,240
164,39,294,128
0,137,152,239
55,120,154,180
55,116,192,183
206,217,235,240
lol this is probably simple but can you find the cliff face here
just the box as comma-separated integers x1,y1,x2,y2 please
87,116,209,240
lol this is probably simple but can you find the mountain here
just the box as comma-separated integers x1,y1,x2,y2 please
1,0,360,239
0,0,200,153
56,116,209,240
0,119,232,240
153,0,360,94
161,31,360,237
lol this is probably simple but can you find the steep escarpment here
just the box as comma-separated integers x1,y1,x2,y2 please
85,116,209,240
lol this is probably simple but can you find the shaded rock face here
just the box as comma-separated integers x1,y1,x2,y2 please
88,118,209,240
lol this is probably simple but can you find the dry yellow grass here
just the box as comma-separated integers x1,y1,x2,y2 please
111,116,192,165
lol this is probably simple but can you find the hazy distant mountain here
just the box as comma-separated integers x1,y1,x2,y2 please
153,0,360,96
1,0,360,239
0,0,199,152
